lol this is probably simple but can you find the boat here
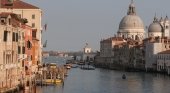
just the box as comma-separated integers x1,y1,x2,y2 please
64,73,68,77
64,64,71,69
46,63,57,69
80,65,95,70
122,74,126,79
71,64,78,68
66,65,71,69
45,79,62,84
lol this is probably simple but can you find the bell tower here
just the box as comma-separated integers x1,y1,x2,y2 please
164,16,170,37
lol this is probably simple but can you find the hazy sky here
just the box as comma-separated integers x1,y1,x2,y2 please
24,0,170,51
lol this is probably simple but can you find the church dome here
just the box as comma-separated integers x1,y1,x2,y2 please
118,0,144,29
119,15,144,29
148,17,163,32
148,22,162,32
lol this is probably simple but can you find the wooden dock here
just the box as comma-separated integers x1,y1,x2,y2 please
35,63,68,86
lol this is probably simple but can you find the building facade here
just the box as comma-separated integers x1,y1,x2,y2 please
144,37,170,71
82,43,96,62
157,50,170,75
148,16,170,38
0,0,42,72
0,12,24,91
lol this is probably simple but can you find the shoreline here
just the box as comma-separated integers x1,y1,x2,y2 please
94,63,170,76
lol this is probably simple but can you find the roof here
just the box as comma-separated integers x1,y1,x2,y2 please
158,50,170,54
101,37,125,43
1,0,39,9
148,21,163,32
119,15,144,29
0,12,23,27
0,12,20,19
118,1,144,30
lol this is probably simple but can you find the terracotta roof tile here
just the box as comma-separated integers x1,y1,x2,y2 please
1,0,39,9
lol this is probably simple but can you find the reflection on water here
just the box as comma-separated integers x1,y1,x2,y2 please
28,56,170,93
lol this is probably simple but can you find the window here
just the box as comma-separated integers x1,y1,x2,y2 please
32,23,35,28
22,60,24,67
18,46,21,54
22,47,25,54
32,31,36,38
166,26,169,29
122,35,124,39
27,40,32,49
32,14,35,19
1,19,5,24
3,31,8,42
16,33,18,42
12,32,15,41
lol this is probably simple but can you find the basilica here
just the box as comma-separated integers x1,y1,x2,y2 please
95,0,170,75
117,0,145,41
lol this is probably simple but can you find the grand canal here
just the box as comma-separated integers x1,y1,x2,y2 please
29,57,170,93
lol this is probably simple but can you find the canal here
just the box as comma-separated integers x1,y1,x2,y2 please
28,57,170,93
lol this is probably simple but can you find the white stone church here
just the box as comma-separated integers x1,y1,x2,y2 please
96,0,170,74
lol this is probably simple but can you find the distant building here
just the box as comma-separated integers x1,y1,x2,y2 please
117,0,145,41
95,0,170,74
95,1,145,69
157,50,170,75
100,37,125,58
148,15,170,38
82,43,96,62
113,39,145,70
144,37,170,71
96,37,125,66
42,51,49,57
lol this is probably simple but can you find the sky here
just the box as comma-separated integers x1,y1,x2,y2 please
24,0,170,52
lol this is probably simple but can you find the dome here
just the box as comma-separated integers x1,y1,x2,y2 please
148,22,163,32
119,15,144,29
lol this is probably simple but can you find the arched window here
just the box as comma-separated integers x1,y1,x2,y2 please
166,26,169,29
135,35,138,40
132,35,134,39
122,35,124,39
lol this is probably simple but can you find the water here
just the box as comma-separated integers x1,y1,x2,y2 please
35,56,170,93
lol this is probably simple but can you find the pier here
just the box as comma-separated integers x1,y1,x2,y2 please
35,63,68,86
